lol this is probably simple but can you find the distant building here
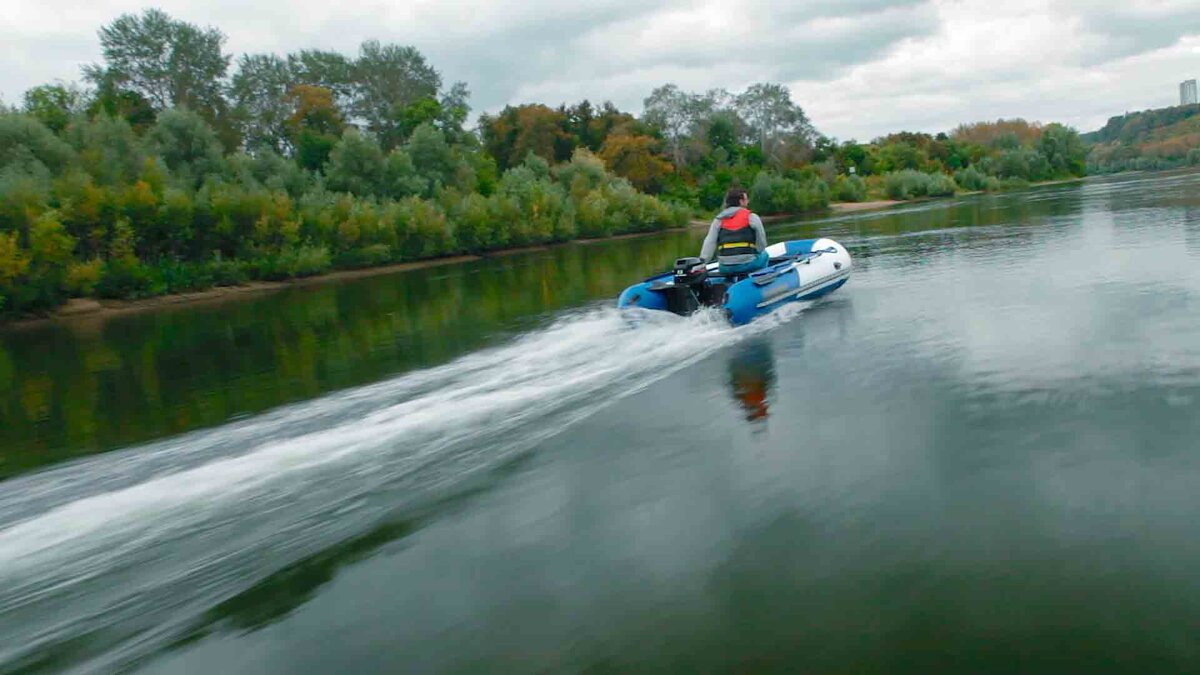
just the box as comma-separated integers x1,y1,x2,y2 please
1183,79,1198,106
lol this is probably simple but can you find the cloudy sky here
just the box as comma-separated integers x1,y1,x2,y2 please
3,0,1200,140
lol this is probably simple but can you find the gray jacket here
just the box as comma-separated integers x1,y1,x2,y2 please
700,207,768,264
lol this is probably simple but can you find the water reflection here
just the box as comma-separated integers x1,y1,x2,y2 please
726,338,776,423
0,232,702,479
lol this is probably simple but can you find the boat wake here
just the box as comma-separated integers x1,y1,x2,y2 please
0,303,808,672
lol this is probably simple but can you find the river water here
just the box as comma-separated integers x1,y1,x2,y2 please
3,171,1200,673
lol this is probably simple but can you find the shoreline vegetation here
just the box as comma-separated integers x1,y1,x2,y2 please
10,180,1091,328
2,9,1094,324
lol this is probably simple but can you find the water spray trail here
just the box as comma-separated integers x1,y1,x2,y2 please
0,304,806,671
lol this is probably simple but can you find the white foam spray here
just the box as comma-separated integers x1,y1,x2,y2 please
0,303,807,671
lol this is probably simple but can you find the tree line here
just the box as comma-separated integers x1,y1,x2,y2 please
1,8,1092,317
1083,104,1200,174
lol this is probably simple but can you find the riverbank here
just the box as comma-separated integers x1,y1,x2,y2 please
3,255,485,329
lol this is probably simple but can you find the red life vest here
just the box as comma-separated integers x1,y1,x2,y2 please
716,208,757,257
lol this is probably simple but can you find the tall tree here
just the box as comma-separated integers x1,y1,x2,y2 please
598,133,672,193
405,122,454,196
480,104,571,170
287,50,356,112
735,83,814,161
87,75,157,132
438,82,471,138
229,54,295,153
84,9,230,120
642,84,692,166
1037,123,1087,176
352,41,441,150
284,85,344,171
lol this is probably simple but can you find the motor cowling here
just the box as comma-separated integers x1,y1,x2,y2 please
673,257,708,287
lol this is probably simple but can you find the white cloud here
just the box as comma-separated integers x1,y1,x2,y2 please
792,0,1200,139
2,0,1199,140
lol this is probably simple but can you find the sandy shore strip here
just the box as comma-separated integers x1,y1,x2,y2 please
828,200,903,213
4,255,483,329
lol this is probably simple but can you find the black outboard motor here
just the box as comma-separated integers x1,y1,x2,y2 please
673,257,708,286
661,257,708,316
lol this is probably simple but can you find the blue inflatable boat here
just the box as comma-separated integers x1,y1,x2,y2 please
617,238,852,325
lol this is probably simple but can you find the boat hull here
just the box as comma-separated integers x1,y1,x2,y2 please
616,239,852,326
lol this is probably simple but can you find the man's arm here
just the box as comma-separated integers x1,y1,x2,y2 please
699,218,721,260
750,213,768,250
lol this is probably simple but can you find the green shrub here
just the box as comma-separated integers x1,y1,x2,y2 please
926,173,957,197
750,171,829,214
252,245,332,280
0,164,52,234
884,170,957,200
833,174,867,202
884,170,925,200
65,259,105,296
206,254,248,286
998,177,1031,191
96,258,157,298
335,244,393,269
0,113,76,174
954,167,988,191
576,190,608,238
151,258,214,294
450,192,497,252
392,197,453,259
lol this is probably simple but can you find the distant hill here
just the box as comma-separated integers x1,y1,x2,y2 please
1084,104,1200,173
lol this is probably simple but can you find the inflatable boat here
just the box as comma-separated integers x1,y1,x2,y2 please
617,239,852,325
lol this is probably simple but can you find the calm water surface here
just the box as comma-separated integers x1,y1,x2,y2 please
3,172,1200,672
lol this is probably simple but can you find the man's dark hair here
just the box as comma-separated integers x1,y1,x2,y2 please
724,188,747,207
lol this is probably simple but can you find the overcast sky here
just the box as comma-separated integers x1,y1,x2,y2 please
3,0,1199,140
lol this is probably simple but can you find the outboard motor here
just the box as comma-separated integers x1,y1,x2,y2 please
673,257,708,286
655,257,707,316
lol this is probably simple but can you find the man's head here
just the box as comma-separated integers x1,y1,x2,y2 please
724,188,748,208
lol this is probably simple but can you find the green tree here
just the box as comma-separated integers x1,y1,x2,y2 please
87,76,157,132
284,85,344,171
287,50,356,110
146,108,224,187
22,83,87,134
0,113,76,175
405,122,453,196
325,129,384,196
480,104,572,170
598,134,672,193
391,97,442,149
437,81,471,138
643,84,694,166
382,149,426,199
1037,123,1086,177
874,142,928,173
735,83,814,161
229,54,295,153
84,9,230,120
65,113,146,185
352,41,441,150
